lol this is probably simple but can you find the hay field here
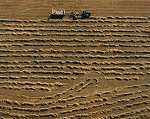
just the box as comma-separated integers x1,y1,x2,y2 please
0,17,150,119
0,0,150,119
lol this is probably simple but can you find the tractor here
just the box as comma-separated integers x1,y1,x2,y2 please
69,11,91,20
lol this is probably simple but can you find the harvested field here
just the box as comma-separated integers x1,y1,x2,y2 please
0,17,150,119
0,0,150,119
0,0,150,20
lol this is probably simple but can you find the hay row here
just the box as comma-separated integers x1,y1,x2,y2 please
112,89,150,98
110,107,150,119
129,113,150,119
102,71,144,76
0,76,76,80
0,85,51,91
1,42,149,48
72,97,149,118
44,80,91,100
105,77,140,80
0,81,64,87
59,98,149,116
0,65,146,74
1,82,148,107
1,28,149,34
0,70,85,75
0,38,149,43
3,23,149,28
0,95,148,117
0,60,145,66
0,18,149,23
0,54,149,59
0,49,150,54
1,87,147,109
0,32,149,38
0,85,148,115
0,110,57,118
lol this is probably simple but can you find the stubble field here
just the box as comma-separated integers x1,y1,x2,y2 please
0,0,150,119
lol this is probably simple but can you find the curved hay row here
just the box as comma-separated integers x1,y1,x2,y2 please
69,103,149,118
0,95,148,116
0,95,87,107
0,79,97,107
2,84,149,116
59,99,149,117
42,78,96,100
0,84,149,108
95,84,150,97
0,81,149,117
109,107,150,119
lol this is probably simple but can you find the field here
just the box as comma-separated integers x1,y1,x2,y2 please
1,0,150,20
0,0,150,119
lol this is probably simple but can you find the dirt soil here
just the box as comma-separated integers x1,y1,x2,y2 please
0,0,150,119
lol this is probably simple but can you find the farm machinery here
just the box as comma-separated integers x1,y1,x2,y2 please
47,8,65,21
48,8,91,20
69,11,91,20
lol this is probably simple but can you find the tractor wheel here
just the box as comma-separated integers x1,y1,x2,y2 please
69,15,77,20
